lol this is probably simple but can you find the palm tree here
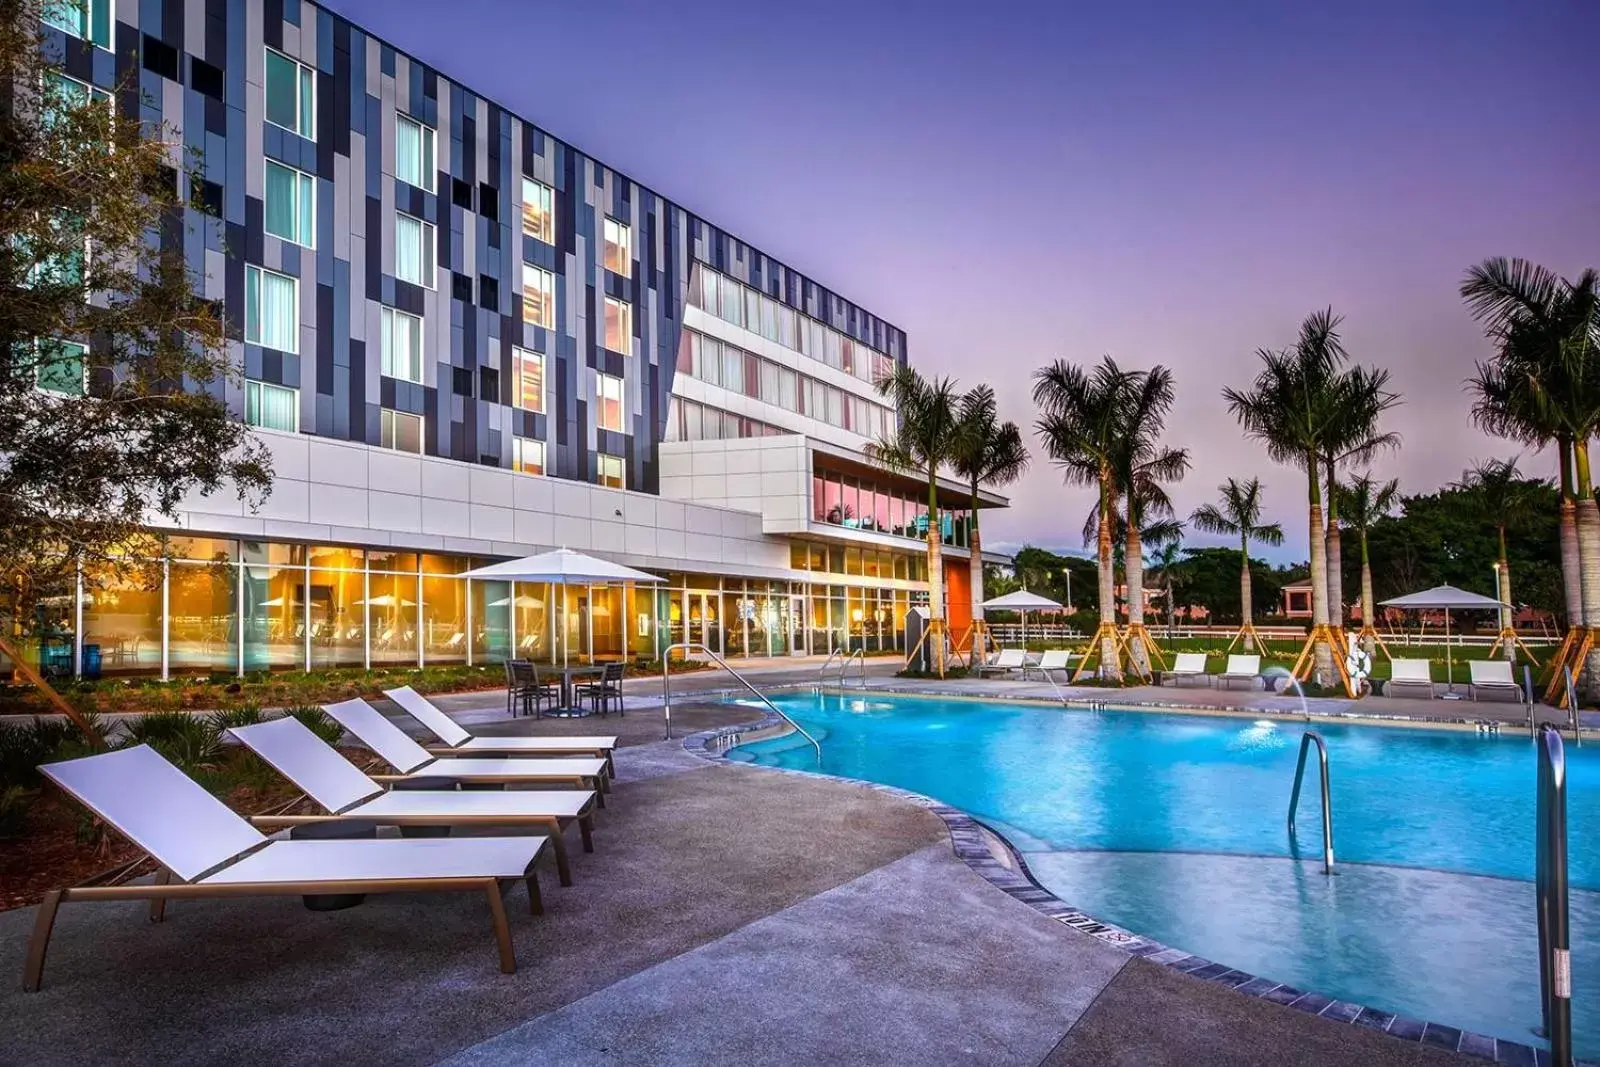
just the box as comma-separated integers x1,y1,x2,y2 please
871,364,963,675
950,386,1030,657
1147,536,1187,632
1034,356,1142,679
1453,457,1547,659
1190,477,1284,649
1321,374,1403,629
1463,258,1600,686
1337,473,1401,654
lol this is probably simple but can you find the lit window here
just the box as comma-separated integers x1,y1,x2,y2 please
264,48,315,140
522,266,554,329
245,266,298,352
380,306,423,383
512,347,545,412
395,114,436,192
603,296,631,354
603,217,631,276
512,437,545,475
380,408,423,453
521,179,553,243
395,212,435,287
597,453,624,489
597,372,624,432
35,339,87,396
43,0,111,49
245,380,298,431
264,160,315,247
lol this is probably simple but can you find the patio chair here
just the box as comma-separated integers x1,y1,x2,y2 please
978,648,1027,677
23,745,547,992
576,662,626,717
1164,652,1210,687
1385,658,1435,699
505,659,555,718
230,716,597,886
322,699,612,804
1216,654,1261,691
1469,659,1523,703
385,686,618,775
1023,649,1074,681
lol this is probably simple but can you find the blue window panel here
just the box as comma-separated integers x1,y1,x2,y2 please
263,122,283,163
349,41,366,133
381,275,394,306
380,44,394,78
282,353,302,390
285,0,301,27
317,9,333,71
332,262,350,367
226,108,246,224
280,243,300,276
243,346,263,380
364,97,381,193
139,0,162,35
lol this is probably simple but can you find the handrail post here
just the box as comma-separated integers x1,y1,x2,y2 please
662,651,673,741
1564,666,1581,746
1286,731,1334,875
1535,725,1572,1066
663,641,821,765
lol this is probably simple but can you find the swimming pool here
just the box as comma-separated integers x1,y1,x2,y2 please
726,693,1598,1056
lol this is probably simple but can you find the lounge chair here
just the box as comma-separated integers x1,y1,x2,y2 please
1217,654,1261,691
1024,649,1074,681
979,648,1027,677
1164,652,1210,687
23,745,546,991
1469,659,1523,703
231,716,597,886
386,686,618,776
1385,658,1435,699
322,699,612,805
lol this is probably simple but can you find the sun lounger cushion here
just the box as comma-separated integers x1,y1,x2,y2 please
324,698,436,773
232,717,383,813
385,688,617,754
354,790,592,821
397,757,607,781
1222,655,1260,676
1171,653,1207,674
204,837,542,884
1469,660,1519,686
386,686,475,747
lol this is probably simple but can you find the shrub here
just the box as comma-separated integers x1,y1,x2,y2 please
118,711,222,775
285,705,344,746
0,718,81,790
207,703,264,735
0,784,33,838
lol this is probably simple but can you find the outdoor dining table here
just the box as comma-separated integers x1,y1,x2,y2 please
543,664,605,718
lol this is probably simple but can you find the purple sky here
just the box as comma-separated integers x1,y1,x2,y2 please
333,0,1598,562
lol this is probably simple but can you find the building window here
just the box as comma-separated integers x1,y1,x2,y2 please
245,380,298,431
395,212,435,288
603,296,631,354
597,372,624,432
380,408,423,453
521,179,553,243
263,160,314,247
43,70,112,129
36,339,87,396
597,453,624,490
512,347,545,413
43,0,111,49
395,115,436,192
523,266,554,329
603,217,631,277
381,307,423,383
512,437,545,475
245,266,297,352
264,48,314,140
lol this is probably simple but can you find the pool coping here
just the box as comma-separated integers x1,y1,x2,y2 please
683,708,1575,1067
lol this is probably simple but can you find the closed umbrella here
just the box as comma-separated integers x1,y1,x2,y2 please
981,589,1064,646
1379,585,1510,698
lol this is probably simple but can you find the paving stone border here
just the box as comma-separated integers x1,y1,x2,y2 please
682,711,1569,1067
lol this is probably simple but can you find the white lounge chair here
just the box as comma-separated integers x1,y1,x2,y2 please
979,648,1027,677
1165,652,1210,687
385,686,618,774
323,699,612,805
24,745,546,991
1469,660,1523,702
231,716,597,887
1217,654,1261,691
1024,649,1074,681
1385,658,1435,699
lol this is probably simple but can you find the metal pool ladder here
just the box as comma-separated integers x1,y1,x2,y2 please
661,642,822,765
1287,731,1335,875
817,648,866,689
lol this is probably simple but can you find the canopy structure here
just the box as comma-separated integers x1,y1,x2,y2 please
981,589,1065,646
1379,585,1510,697
460,549,662,664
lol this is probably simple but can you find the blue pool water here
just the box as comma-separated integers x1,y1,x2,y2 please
728,694,1599,1055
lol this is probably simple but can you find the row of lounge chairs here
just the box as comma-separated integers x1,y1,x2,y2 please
22,687,619,992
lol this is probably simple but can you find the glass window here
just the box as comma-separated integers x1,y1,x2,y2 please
380,408,423,453
368,570,420,666
245,265,297,352
422,573,467,664
759,360,779,405
264,48,314,140
512,347,544,412
82,569,163,675
597,452,625,489
35,339,86,396
43,0,111,47
597,372,624,432
744,289,762,333
42,70,110,132
168,559,238,675
777,305,796,349
521,178,554,243
778,366,797,411
245,379,297,431
721,343,743,393
395,114,436,192
603,217,631,276
699,335,721,387
760,296,779,342
512,436,545,475
718,275,744,327
523,265,555,329
603,296,631,354
380,306,423,382
264,161,314,248
395,213,435,287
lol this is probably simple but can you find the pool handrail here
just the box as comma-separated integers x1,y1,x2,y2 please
1286,731,1335,875
1535,724,1572,1067
1563,665,1581,747
839,648,866,689
661,642,822,765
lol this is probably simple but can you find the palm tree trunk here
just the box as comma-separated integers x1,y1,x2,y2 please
1558,438,1581,631
1097,475,1120,680
1307,455,1334,688
968,482,984,658
926,473,946,676
1496,526,1515,663
1573,443,1600,698
1238,534,1255,651
1126,518,1148,677
1325,462,1344,631
1360,529,1376,656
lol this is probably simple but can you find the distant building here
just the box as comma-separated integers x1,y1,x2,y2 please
1281,579,1314,620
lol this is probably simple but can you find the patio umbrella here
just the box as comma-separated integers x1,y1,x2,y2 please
981,589,1064,645
460,549,662,664
1379,585,1509,698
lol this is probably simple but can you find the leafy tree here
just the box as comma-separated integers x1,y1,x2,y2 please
950,385,1029,649
1337,473,1400,652
1320,371,1402,627
1190,477,1283,649
1453,458,1548,655
1173,547,1286,624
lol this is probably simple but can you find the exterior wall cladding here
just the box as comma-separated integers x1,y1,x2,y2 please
65,0,907,495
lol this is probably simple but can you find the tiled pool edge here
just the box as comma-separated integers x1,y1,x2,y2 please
683,713,1564,1067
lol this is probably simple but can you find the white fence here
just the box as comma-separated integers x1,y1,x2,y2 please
985,623,1562,648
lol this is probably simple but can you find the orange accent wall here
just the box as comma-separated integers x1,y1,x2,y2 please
945,559,973,648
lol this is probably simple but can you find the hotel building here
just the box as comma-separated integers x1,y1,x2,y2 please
33,0,1008,678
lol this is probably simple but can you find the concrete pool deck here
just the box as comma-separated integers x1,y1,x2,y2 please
0,695,1497,1066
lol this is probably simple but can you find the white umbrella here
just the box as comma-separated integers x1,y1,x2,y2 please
489,595,545,609
460,549,662,664
1379,585,1509,698
981,589,1064,646
357,594,415,608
